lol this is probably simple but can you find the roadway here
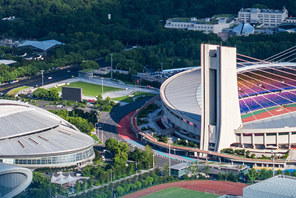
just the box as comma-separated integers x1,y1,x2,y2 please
0,66,80,94
97,97,178,168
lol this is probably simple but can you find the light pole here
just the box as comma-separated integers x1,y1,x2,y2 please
41,70,44,87
110,54,113,80
101,77,104,100
168,137,173,176
272,150,276,177
101,126,104,144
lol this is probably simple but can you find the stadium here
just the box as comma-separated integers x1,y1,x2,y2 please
0,100,95,168
160,44,296,155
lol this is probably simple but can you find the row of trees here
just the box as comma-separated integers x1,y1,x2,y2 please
49,109,98,133
32,88,59,101
1,0,296,84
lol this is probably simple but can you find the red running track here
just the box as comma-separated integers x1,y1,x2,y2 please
117,110,139,141
242,105,296,123
122,180,247,198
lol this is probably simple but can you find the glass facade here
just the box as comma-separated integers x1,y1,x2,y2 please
7,147,94,165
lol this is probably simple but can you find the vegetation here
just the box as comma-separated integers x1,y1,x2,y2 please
57,81,122,97
143,187,219,198
33,87,59,101
49,109,98,133
1,1,296,85
6,86,30,96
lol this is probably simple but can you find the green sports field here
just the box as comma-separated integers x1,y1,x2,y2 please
57,81,122,97
112,91,157,103
142,187,219,198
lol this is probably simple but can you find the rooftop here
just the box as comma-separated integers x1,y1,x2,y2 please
0,59,17,65
161,68,202,121
243,175,296,197
170,162,191,170
0,100,94,156
18,39,63,51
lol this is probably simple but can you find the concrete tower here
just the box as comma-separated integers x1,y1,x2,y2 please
200,44,242,152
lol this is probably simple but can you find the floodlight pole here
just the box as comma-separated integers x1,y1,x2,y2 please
110,54,113,80
101,77,104,100
168,137,173,176
272,150,275,177
41,70,44,87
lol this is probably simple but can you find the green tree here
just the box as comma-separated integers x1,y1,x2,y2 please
247,168,259,183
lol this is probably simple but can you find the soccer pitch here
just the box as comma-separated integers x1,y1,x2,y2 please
142,187,219,198
58,81,122,97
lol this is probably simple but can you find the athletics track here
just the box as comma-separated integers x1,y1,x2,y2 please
122,180,247,198
242,104,296,122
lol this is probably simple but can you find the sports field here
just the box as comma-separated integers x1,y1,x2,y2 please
142,187,218,198
57,81,122,97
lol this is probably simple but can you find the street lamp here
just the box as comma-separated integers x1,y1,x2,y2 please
110,54,113,80
168,137,173,176
101,77,104,100
40,70,44,87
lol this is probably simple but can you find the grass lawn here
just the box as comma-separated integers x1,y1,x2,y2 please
7,86,30,96
143,187,219,198
112,92,157,103
57,81,122,97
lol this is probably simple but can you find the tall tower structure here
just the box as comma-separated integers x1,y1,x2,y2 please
200,44,242,152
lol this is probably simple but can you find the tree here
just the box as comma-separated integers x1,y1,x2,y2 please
81,60,99,70
218,172,223,180
105,138,119,154
204,165,210,175
247,168,259,183
75,180,81,192
116,186,125,196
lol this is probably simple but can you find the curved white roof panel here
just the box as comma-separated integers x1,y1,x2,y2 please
161,68,202,120
0,100,94,157
18,39,63,51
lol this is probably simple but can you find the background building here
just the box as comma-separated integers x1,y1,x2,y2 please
238,7,288,27
0,100,95,168
165,17,234,34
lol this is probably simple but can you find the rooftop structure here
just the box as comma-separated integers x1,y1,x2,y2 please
164,16,234,34
243,175,296,198
232,22,255,36
0,60,17,66
18,39,64,51
0,100,95,168
238,7,288,27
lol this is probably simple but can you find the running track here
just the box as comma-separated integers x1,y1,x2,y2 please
242,105,296,122
122,180,247,198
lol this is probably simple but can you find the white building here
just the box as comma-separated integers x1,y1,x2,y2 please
164,17,234,34
238,7,288,27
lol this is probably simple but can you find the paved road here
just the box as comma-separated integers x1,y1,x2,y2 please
96,98,179,168
0,66,80,94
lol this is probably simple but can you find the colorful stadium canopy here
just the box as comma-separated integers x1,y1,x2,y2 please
18,39,64,51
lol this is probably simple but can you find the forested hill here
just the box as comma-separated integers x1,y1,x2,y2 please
0,0,296,77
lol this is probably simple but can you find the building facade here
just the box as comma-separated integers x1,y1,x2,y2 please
238,7,288,27
164,17,234,34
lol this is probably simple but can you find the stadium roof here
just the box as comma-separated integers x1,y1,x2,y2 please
18,39,64,51
0,100,94,156
243,175,296,198
0,59,17,65
160,68,202,121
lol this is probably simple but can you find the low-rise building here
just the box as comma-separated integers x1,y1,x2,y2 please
164,17,234,34
238,7,288,27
